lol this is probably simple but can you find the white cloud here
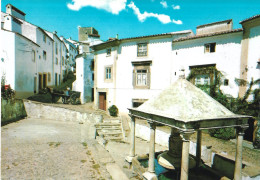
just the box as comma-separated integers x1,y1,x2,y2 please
67,0,127,15
160,1,168,8
172,5,180,10
172,19,182,25
128,1,182,25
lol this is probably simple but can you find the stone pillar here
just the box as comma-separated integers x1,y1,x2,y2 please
180,132,194,180
196,130,202,167
234,127,245,180
143,122,157,180
125,115,136,163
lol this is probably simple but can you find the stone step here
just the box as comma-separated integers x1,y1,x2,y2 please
95,127,121,130
103,119,121,123
104,136,123,141
95,123,121,127
98,131,123,136
97,129,122,133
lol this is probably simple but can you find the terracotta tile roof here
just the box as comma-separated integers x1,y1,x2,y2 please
240,14,260,24
173,28,243,42
197,19,232,28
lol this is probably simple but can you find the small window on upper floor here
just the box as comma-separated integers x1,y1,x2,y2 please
43,34,46,43
137,43,148,57
204,43,216,53
43,51,46,60
106,48,111,56
32,50,36,62
55,42,58,55
56,58,58,65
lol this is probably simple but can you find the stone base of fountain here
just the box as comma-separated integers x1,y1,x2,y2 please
157,151,196,170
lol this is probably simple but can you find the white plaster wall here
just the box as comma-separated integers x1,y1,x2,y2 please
36,29,54,86
1,30,15,89
172,32,242,97
247,26,260,96
14,34,38,98
73,54,94,103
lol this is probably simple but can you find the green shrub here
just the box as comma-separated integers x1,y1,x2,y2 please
208,128,236,140
108,105,118,117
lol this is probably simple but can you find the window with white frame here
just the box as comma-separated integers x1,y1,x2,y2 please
105,66,112,80
136,70,147,86
133,62,151,89
195,74,210,85
137,43,147,57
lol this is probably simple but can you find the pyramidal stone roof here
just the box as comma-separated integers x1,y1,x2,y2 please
129,78,250,130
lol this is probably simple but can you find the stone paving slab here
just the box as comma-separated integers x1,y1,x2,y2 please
1,118,114,180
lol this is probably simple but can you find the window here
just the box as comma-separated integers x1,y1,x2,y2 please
48,73,51,82
224,79,229,86
137,43,147,57
62,57,64,65
43,34,46,43
132,99,147,108
91,60,94,71
195,75,210,85
106,48,111,56
55,58,58,65
55,42,58,55
133,63,151,89
136,70,147,86
43,51,46,60
105,66,112,81
32,50,36,62
204,43,216,53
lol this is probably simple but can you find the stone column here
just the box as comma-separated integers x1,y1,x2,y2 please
180,131,194,180
196,130,202,167
234,127,245,180
125,115,136,163
143,122,157,180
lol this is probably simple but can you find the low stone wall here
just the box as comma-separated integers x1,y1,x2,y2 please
23,100,103,124
1,99,27,125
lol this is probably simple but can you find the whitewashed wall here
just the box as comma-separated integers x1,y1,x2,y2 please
1,31,15,89
247,25,260,100
172,32,243,98
14,34,38,98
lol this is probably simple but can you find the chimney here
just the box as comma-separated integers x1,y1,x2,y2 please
6,4,26,20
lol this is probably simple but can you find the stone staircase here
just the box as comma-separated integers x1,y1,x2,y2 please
94,118,125,144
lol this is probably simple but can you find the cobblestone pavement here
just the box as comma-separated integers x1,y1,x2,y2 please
1,118,112,180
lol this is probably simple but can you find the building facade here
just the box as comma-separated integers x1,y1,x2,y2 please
92,15,260,113
1,4,78,98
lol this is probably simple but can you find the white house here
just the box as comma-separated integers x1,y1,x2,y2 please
92,30,193,112
60,37,78,72
239,15,260,99
1,4,78,98
92,15,260,114
72,27,103,103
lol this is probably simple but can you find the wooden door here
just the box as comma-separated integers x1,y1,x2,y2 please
38,74,42,90
43,74,47,88
99,92,106,110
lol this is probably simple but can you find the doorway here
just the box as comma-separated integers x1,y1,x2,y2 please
38,74,42,90
99,92,106,111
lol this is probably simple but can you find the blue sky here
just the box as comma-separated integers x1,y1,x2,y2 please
1,0,260,41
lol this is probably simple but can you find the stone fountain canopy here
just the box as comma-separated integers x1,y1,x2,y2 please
128,78,251,131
